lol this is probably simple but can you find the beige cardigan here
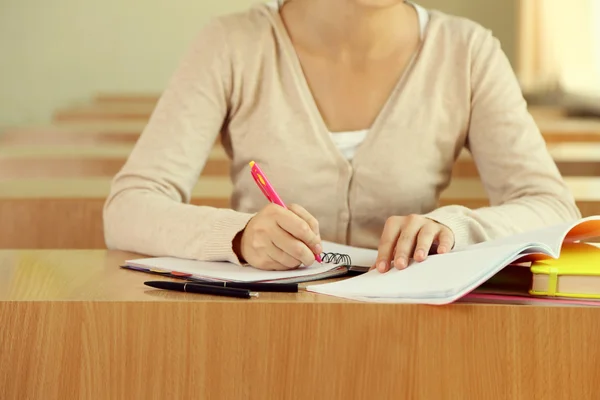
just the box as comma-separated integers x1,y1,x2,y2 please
103,3,581,263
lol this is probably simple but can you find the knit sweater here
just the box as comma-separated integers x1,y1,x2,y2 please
103,3,581,263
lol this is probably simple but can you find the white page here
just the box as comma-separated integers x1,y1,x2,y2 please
461,217,600,256
126,241,377,282
307,243,528,303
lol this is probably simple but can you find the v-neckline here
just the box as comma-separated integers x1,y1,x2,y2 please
264,2,431,166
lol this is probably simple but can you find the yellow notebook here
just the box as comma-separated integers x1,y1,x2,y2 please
530,242,600,299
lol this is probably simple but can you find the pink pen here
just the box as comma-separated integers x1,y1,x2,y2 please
249,161,322,263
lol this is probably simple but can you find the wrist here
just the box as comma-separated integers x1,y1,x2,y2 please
232,229,246,263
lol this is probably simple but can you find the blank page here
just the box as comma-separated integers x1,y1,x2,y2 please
462,217,600,256
307,243,529,304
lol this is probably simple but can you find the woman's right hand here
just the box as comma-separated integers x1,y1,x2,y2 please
234,203,322,270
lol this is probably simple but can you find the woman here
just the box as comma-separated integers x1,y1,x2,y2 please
103,0,580,273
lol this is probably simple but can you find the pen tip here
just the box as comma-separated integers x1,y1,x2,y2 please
249,161,255,167
250,292,259,298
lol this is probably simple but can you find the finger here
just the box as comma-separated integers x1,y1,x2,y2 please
288,204,322,253
414,223,439,262
376,216,403,273
288,204,320,236
265,244,302,270
436,227,455,254
394,216,424,269
271,228,316,267
275,210,321,252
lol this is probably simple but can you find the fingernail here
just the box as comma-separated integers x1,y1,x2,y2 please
415,249,425,260
395,257,407,269
377,261,387,272
315,243,322,254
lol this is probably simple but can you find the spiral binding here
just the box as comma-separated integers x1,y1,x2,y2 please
320,252,352,266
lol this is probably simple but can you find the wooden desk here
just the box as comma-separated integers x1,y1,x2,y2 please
442,176,600,217
53,103,156,122
537,119,600,143
0,145,229,179
2,121,147,134
2,140,600,179
454,143,600,177
1,250,599,399
529,105,600,143
48,101,600,142
0,177,233,248
1,176,599,249
0,128,141,146
94,92,160,105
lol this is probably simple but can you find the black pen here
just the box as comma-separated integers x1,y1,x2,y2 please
144,281,259,299
188,281,298,293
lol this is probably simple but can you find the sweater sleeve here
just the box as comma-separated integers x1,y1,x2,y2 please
423,29,581,250
103,19,254,263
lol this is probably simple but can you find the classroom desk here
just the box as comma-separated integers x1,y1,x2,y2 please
2,176,600,249
536,118,600,143
53,103,156,122
0,177,233,248
1,120,147,135
47,101,600,142
0,145,229,179
1,249,599,399
454,143,600,177
443,177,600,217
2,141,600,179
94,93,160,105
0,128,141,146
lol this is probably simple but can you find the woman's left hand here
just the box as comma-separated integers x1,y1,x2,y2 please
373,215,455,273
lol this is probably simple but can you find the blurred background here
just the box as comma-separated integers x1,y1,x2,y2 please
5,0,595,126
3,0,600,249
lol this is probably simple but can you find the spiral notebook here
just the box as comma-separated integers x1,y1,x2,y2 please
122,241,377,284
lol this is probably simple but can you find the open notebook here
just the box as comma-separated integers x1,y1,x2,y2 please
307,216,600,304
123,241,378,284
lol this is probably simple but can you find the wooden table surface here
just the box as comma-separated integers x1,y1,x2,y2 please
0,176,233,198
1,120,147,134
0,145,229,179
1,249,599,399
0,144,215,159
0,129,141,146
53,103,157,122
455,143,600,177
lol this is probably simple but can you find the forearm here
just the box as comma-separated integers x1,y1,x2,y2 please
103,189,254,263
425,193,581,249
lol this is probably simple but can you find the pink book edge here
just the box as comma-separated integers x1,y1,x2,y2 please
462,292,600,307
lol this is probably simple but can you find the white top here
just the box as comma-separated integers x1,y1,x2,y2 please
330,2,430,161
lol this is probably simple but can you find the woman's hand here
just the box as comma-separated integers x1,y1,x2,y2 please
234,203,322,270
373,214,454,273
